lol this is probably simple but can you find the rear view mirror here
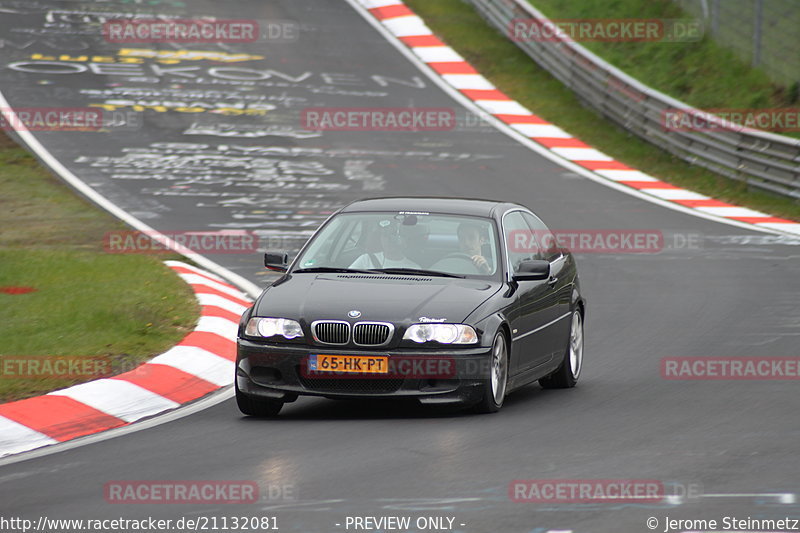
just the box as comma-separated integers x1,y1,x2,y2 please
512,259,550,281
264,251,289,272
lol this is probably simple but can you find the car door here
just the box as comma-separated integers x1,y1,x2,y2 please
502,210,557,375
521,212,572,360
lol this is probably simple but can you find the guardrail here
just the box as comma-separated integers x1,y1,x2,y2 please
465,0,800,200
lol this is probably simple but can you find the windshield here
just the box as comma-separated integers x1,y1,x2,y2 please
294,211,501,278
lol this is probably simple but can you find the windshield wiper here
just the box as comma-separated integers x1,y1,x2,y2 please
293,267,375,274
368,268,465,279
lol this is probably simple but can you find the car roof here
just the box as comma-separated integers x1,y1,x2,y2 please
339,197,523,218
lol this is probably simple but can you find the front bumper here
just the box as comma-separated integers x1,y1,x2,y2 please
236,338,493,405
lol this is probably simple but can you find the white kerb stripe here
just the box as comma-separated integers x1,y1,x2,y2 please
550,147,614,161
195,316,239,340
177,273,247,300
164,260,226,283
412,46,464,63
510,123,571,138
756,223,800,235
150,346,235,387
49,380,179,423
475,100,532,115
441,74,495,90
695,206,772,218
381,16,432,37
0,417,57,457
359,0,403,7
196,293,249,315
639,189,711,200
594,170,661,182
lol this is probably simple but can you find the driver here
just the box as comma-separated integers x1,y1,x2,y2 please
457,223,492,274
350,221,421,269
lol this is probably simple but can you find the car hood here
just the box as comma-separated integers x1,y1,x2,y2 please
254,273,502,324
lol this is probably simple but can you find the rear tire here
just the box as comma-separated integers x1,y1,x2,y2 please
474,330,509,414
236,381,283,417
540,309,583,389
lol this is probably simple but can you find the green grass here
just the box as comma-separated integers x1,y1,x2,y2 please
528,0,796,113
403,0,800,221
0,133,199,402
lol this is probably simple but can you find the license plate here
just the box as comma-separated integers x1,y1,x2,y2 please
308,354,389,374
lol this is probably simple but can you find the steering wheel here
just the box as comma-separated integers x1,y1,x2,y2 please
433,252,483,274
441,252,477,263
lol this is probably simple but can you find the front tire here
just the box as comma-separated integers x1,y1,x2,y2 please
236,381,283,417
474,330,509,414
540,309,583,389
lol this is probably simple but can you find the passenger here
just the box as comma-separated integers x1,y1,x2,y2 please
350,222,421,269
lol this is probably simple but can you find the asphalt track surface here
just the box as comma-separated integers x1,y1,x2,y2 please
1,1,799,532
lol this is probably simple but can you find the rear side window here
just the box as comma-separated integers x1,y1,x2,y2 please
521,212,562,262
503,211,537,274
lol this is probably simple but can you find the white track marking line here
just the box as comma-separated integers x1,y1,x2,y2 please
342,0,796,237
755,222,800,235
0,93,261,298
0,260,244,460
700,492,796,504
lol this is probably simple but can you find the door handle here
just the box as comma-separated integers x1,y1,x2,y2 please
547,276,558,286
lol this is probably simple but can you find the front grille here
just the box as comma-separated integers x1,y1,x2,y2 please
353,322,392,346
312,321,349,345
297,372,404,394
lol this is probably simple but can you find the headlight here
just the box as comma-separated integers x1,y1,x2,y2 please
245,317,303,340
403,324,478,344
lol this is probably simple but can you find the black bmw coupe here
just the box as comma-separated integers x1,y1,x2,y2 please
236,197,585,416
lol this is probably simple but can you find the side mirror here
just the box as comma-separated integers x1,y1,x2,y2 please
512,259,550,281
264,251,289,273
